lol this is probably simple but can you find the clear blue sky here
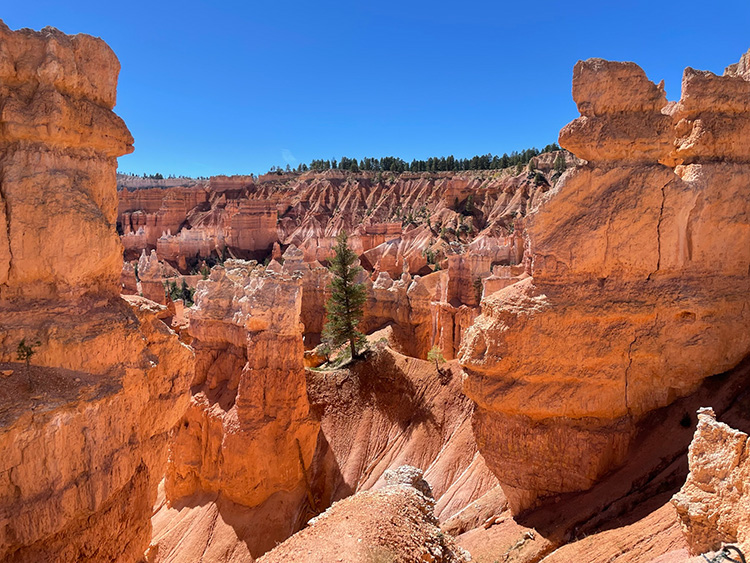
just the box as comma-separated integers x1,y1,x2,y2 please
4,1,749,177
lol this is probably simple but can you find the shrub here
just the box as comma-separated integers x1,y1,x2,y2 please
427,345,445,374
16,338,39,368
473,277,483,303
17,338,41,388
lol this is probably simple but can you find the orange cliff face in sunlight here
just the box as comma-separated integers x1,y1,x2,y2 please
460,51,750,513
6,14,750,563
165,261,319,508
0,22,193,562
116,156,570,364
151,261,321,560
0,22,133,301
149,255,503,562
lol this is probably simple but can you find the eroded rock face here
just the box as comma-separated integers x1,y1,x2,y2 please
0,21,133,300
258,466,470,563
160,260,319,556
116,161,568,277
118,164,560,362
461,51,750,512
559,59,672,164
306,346,501,525
153,300,501,561
672,408,750,555
0,23,192,562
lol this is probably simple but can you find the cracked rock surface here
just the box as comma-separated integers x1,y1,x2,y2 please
461,50,750,512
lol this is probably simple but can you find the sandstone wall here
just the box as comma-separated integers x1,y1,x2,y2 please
0,22,193,561
0,22,132,300
120,186,209,254
293,251,481,360
461,52,750,512
160,260,319,557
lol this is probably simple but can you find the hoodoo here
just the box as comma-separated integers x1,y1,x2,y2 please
460,53,750,512
0,22,193,561
152,260,320,559
672,408,750,555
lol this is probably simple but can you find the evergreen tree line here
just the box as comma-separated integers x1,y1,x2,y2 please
116,171,210,180
301,144,561,174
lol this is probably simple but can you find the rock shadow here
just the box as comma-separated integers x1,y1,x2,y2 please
514,354,750,544
353,348,439,431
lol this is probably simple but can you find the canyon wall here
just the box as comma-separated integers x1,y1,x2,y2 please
461,53,750,512
116,162,561,277
290,245,481,360
117,161,565,359
166,260,319,507
0,22,193,561
151,255,503,561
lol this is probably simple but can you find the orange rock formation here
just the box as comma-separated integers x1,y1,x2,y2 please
258,466,470,563
0,22,193,561
115,163,564,277
461,52,750,512
151,263,501,560
150,260,320,559
672,408,750,555
117,163,568,360
7,16,750,563
166,261,319,508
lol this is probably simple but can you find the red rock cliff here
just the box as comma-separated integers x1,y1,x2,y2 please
0,22,193,562
461,52,750,512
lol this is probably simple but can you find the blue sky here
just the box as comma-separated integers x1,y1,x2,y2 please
4,1,750,177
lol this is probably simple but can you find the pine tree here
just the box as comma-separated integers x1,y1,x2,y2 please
323,232,367,360
553,153,567,174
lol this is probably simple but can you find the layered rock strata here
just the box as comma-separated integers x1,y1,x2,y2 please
0,22,193,561
461,52,750,512
116,161,563,277
119,163,554,360
157,260,319,558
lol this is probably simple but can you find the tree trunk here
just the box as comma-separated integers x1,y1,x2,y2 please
350,337,357,360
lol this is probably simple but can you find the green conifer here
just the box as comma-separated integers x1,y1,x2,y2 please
323,232,367,360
